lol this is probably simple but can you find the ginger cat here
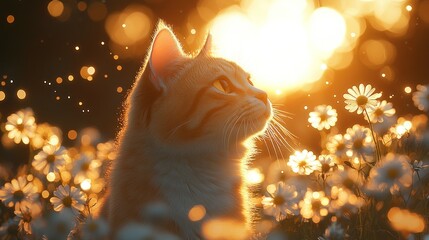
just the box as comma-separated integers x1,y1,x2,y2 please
100,22,273,239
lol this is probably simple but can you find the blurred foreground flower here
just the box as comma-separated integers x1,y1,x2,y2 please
288,150,320,175
388,207,425,234
367,153,412,195
50,185,87,214
343,84,381,114
80,217,109,240
308,105,337,130
5,108,36,144
0,176,38,209
412,84,429,112
14,203,42,234
262,182,299,220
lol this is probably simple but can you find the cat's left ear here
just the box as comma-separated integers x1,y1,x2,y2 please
149,28,185,91
198,33,213,56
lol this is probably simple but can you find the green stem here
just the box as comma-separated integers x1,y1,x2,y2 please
364,109,381,162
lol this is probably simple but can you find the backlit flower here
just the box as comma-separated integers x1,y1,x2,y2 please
328,169,363,190
72,154,101,184
317,155,335,174
32,209,75,240
262,182,299,220
367,100,396,123
344,84,382,114
0,176,38,209
344,125,374,158
329,186,364,217
50,185,87,214
299,190,330,223
326,134,348,159
14,203,42,234
32,144,68,174
4,108,36,144
287,150,320,175
412,84,429,112
367,153,413,195
308,105,337,130
31,123,62,149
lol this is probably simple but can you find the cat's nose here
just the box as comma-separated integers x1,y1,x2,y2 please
256,91,268,104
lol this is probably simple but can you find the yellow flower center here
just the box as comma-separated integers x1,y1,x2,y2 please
46,154,56,163
321,163,331,173
16,123,25,132
337,143,345,151
319,113,328,122
273,195,285,205
352,140,363,150
62,196,72,207
298,161,307,168
374,108,384,117
81,162,90,172
387,168,399,180
13,190,25,201
311,200,322,212
356,95,368,106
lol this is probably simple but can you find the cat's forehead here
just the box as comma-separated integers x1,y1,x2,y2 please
194,57,249,81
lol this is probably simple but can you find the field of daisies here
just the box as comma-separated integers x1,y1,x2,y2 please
0,83,429,240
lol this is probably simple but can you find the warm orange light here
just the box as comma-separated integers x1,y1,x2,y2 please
17,89,26,100
0,91,5,101
47,0,64,17
6,15,15,24
68,130,77,140
188,205,206,221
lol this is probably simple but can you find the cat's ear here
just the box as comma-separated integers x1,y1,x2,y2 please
148,27,184,91
198,33,213,56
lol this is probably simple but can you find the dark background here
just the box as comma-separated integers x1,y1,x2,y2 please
0,0,428,168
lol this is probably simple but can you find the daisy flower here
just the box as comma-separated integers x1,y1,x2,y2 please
31,123,62,149
366,100,396,123
0,176,38,209
72,154,102,184
308,105,338,130
32,144,68,174
14,203,42,234
344,124,374,158
261,182,299,221
80,217,109,240
326,134,348,159
299,190,330,223
328,169,364,190
328,186,364,217
412,84,429,111
367,153,413,195
343,84,382,114
317,155,336,174
32,209,76,240
50,185,87,214
4,108,37,144
287,150,320,175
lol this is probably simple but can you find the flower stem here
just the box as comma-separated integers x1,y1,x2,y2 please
364,109,381,162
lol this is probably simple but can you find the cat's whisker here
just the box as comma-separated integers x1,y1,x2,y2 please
227,111,246,151
221,111,239,149
270,118,296,151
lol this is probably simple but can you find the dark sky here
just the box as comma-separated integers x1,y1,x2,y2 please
1,0,429,167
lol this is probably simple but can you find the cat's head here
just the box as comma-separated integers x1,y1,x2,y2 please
126,23,272,149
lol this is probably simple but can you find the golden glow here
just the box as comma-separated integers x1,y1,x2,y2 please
116,65,122,71
202,218,249,239
46,172,56,182
47,0,64,18
404,86,412,94
42,190,50,198
388,207,425,233
68,130,77,140
116,86,123,93
80,179,92,191
0,91,5,101
113,54,119,60
17,89,26,100
245,168,264,185
87,66,96,75
405,5,412,12
6,15,15,24
209,0,410,95
68,75,74,81
105,5,153,46
56,77,63,84
188,204,206,221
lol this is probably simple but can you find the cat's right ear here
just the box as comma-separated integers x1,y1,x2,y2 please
148,27,185,92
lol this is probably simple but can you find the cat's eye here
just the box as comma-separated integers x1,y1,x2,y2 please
212,77,232,94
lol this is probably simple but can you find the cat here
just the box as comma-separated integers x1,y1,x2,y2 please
99,21,273,239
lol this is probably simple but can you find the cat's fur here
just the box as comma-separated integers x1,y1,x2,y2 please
99,22,272,239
